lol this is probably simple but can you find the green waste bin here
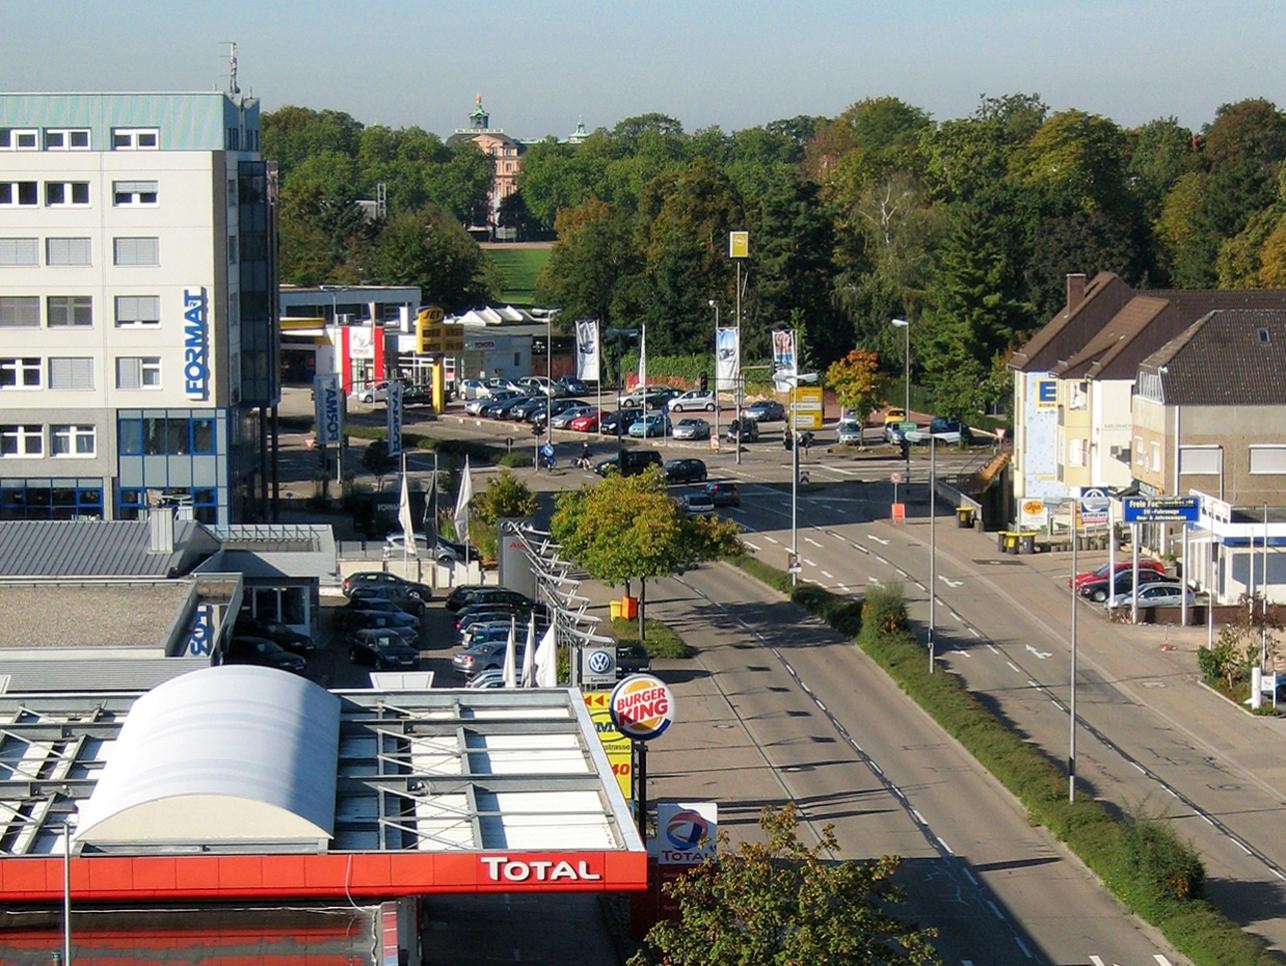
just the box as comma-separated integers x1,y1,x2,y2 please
957,506,976,528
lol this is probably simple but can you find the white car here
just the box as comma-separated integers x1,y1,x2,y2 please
683,492,716,515
1106,583,1193,610
458,378,490,400
518,376,560,396
351,381,390,404
383,533,429,558
836,419,863,445
667,390,717,413
465,668,508,689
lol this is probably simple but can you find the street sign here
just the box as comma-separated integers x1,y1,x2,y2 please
1122,496,1200,523
890,472,904,485
728,230,749,259
789,386,823,430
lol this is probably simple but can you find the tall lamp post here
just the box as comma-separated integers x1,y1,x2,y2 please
708,299,720,444
782,372,817,586
605,328,640,466
891,318,910,482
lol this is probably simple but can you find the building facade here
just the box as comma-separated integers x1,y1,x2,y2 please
0,91,278,524
449,95,523,236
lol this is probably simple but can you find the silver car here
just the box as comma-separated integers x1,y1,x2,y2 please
666,390,717,413
836,419,863,445
1106,583,1193,610
551,405,594,429
672,417,711,440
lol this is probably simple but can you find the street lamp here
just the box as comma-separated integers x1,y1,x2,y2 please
891,318,910,482
605,328,640,466
708,300,720,443
781,372,817,586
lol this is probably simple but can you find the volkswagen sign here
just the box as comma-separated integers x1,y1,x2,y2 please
582,646,617,687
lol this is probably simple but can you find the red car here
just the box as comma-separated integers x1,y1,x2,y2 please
1068,560,1165,591
569,412,599,432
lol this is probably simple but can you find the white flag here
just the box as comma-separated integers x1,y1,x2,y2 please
502,617,517,688
715,328,738,391
453,456,473,542
575,319,600,382
520,613,536,687
397,455,415,553
638,323,647,389
533,624,558,688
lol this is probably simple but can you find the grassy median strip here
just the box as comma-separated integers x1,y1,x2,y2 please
610,617,694,659
728,556,1274,966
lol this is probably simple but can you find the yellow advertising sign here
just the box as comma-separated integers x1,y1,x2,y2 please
583,691,633,801
416,305,463,355
728,230,749,259
789,386,823,430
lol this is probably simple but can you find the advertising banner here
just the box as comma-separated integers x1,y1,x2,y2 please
575,319,600,382
386,381,403,458
583,691,633,800
314,373,343,446
1078,486,1110,527
771,329,796,391
715,328,738,391
1018,499,1048,530
656,801,717,866
1123,496,1200,523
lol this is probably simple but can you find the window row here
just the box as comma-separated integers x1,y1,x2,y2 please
0,295,161,327
0,355,166,390
119,485,217,524
118,415,217,456
0,127,158,151
0,479,104,520
0,236,159,267
0,179,158,208
0,423,97,458
1141,439,1286,475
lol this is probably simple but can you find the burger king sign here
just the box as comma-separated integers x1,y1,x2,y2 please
609,674,674,741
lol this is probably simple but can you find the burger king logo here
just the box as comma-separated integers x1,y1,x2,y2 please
609,674,674,741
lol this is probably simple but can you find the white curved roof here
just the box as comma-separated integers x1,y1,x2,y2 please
74,665,340,849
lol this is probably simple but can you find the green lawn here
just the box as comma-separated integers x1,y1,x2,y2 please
483,246,551,306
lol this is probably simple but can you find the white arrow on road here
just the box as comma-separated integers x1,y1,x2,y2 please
865,533,890,546
1025,645,1052,660
938,575,963,588
804,536,823,548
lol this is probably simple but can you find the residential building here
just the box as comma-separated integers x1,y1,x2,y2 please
0,90,278,525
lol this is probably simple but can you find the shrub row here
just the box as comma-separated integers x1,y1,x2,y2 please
610,617,694,659
342,424,509,465
729,561,1274,965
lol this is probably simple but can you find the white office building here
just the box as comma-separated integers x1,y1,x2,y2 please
0,91,278,524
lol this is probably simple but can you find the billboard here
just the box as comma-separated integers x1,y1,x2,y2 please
771,329,796,391
715,328,738,391
583,691,633,800
314,373,343,446
386,381,403,458
575,319,600,381
656,801,717,866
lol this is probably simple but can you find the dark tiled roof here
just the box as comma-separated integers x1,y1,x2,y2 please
1012,273,1134,372
1139,308,1286,405
0,520,201,577
1054,296,1167,377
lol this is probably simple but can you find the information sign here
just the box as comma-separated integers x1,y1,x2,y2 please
1122,496,1200,523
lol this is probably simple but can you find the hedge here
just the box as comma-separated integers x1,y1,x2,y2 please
610,617,694,659
729,559,1274,965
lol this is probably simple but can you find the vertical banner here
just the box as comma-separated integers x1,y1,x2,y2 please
715,328,739,391
386,381,403,458
314,373,343,445
638,324,647,389
575,319,600,382
771,329,796,391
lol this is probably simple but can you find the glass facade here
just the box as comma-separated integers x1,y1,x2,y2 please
116,408,229,524
0,478,104,520
237,160,277,407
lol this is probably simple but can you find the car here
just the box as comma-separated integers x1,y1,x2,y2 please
683,492,716,515
472,390,522,416
464,394,496,415
628,413,670,438
666,390,717,413
557,376,590,396
462,614,551,646
1069,559,1167,591
456,607,536,635
342,571,430,602
433,536,478,563
1106,582,1193,610
568,411,600,432
351,381,391,404
383,532,430,558
458,378,490,400
233,616,316,655
465,668,508,689
1079,568,1172,603
552,405,595,429
400,385,434,410
224,636,307,675
925,416,975,445
485,377,523,394
594,449,663,477
705,481,741,507
836,419,864,446
620,384,674,408
741,400,786,423
882,407,907,428
348,584,425,615
517,376,557,396
547,396,588,417
452,640,510,676
665,458,708,484
342,610,420,640
725,417,760,442
445,586,532,613
349,628,420,669
487,394,533,419
884,421,917,445
601,408,643,435
671,417,710,441
509,395,548,421
616,644,651,676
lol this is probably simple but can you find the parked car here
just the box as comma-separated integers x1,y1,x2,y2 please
445,586,532,613
568,411,600,432
224,636,307,675
883,407,907,428
342,610,420,640
342,571,430,602
616,644,652,676
725,417,760,442
458,378,490,400
487,394,533,419
705,481,741,507
351,381,391,404
672,417,710,440
343,591,423,621
465,668,508,689
666,390,717,413
885,421,917,445
741,400,786,422
456,606,536,635
383,532,430,558
594,449,663,477
836,419,864,446
400,385,434,409
601,408,643,434
1069,559,1167,591
1079,569,1172,603
517,376,557,396
664,458,708,484
509,395,548,421
349,628,420,669
557,376,590,396
1107,583,1193,610
464,394,499,415
453,640,510,676
683,492,716,515
924,416,974,445
552,405,596,429
485,377,523,394
233,616,316,655
462,614,551,646
628,413,670,438
621,384,675,408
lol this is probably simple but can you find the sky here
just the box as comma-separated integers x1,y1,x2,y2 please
3,1,1283,138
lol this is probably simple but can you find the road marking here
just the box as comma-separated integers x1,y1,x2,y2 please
868,577,882,587
1235,840,1253,856
870,762,882,775
986,900,1004,920
1006,661,1021,674
1155,957,1174,966
804,536,823,548
911,809,926,824
969,627,981,638
1025,645,1052,660
986,644,1000,655
1089,957,1106,966
1027,679,1041,688
743,541,761,551
815,700,826,712
913,581,926,591
865,533,890,546
803,558,816,567
963,868,977,885
837,584,850,592
939,575,963,588
764,535,780,545
937,836,953,854
1014,936,1032,959
949,610,963,621
1130,762,1147,774
820,570,834,579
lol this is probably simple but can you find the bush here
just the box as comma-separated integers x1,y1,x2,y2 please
611,617,694,659
498,452,531,468
728,554,793,594
792,585,863,637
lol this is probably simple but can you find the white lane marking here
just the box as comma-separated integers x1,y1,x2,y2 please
949,610,963,621
764,535,780,545
816,700,826,712
743,541,762,551
1025,645,1052,660
804,536,823,548
1006,661,1021,674
803,558,816,567
870,762,882,775
986,644,1000,655
868,577,882,587
962,868,977,886
913,581,926,590
1130,762,1146,774
939,575,963,588
969,627,981,638
986,900,1004,920
1236,840,1253,856
911,809,926,824
1089,957,1106,966
837,584,850,592
820,570,834,579
1015,936,1032,959
937,836,953,854
865,533,890,546
1155,957,1174,966
1027,680,1041,688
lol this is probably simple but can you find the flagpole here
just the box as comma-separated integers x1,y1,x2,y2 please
429,452,439,589
401,453,409,578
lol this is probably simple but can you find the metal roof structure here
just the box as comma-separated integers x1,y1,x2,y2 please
0,668,645,902
0,520,211,578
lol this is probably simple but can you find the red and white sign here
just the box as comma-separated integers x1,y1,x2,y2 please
610,674,674,741
656,801,717,866
479,855,603,883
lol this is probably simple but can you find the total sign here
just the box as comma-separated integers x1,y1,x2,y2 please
609,674,674,741
657,801,718,866
478,853,603,885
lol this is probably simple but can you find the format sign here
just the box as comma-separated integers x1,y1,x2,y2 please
1122,496,1200,523
182,288,209,401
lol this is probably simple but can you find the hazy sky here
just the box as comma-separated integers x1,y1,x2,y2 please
4,1,1283,138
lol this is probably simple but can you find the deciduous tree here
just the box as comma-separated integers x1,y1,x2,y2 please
370,207,498,311
469,470,539,562
825,349,886,435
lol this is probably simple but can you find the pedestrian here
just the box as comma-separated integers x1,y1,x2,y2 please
579,441,592,469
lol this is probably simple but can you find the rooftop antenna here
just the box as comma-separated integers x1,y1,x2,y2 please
222,41,240,96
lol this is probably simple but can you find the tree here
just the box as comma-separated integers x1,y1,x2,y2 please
1127,117,1197,224
825,350,886,437
361,440,396,489
551,467,741,636
469,470,539,562
630,803,939,966
369,207,498,310
536,197,638,325
1009,110,1132,216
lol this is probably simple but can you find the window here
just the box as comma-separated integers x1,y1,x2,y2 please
113,237,158,266
1067,438,1086,467
227,234,238,264
227,127,241,150
0,238,38,266
227,178,236,206
0,182,38,206
1179,446,1221,475
0,296,40,327
112,180,158,206
46,237,91,266
192,417,215,454
0,358,41,389
46,295,92,327
48,357,94,390
44,181,90,207
44,128,90,150
50,424,95,457
0,128,37,150
1249,446,1286,475
1135,436,1146,466
1150,441,1162,472
115,356,161,389
114,295,160,326
111,127,158,150
0,425,42,457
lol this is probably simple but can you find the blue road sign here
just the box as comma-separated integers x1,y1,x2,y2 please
1122,496,1199,523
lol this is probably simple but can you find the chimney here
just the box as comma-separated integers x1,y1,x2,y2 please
147,507,176,554
1065,274,1087,315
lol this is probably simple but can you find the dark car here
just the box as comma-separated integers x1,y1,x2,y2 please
509,396,548,421
225,636,307,675
742,400,786,422
926,416,975,445
456,607,535,635
452,640,511,677
444,583,495,611
1079,568,1172,603
340,607,420,635
558,376,590,395
616,644,652,677
548,397,588,419
600,408,642,434
445,586,532,614
233,616,316,656
725,417,760,442
665,458,708,484
489,394,533,419
595,449,663,478
349,628,420,670
705,481,741,507
342,571,430,602
346,589,424,618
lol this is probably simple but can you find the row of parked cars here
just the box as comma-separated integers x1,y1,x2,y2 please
1067,559,1192,609
459,375,593,401
337,571,433,669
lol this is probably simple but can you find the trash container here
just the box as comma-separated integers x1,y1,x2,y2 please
998,531,1009,552
956,506,976,528
621,596,639,620
609,600,623,621
1020,533,1036,554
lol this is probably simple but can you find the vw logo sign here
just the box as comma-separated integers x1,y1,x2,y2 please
664,808,710,850
587,648,614,674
